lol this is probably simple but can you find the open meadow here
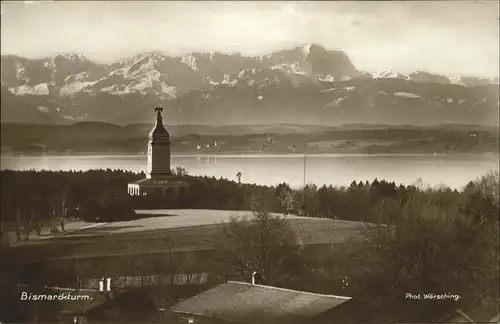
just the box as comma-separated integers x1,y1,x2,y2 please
10,209,365,262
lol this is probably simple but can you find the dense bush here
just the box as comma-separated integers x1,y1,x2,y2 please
301,171,499,322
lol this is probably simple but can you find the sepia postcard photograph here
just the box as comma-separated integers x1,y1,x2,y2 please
0,1,499,323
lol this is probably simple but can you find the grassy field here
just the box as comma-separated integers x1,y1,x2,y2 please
8,210,366,261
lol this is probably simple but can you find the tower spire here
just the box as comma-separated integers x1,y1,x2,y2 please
147,106,171,179
150,106,168,137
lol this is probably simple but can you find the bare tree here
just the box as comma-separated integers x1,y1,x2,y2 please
60,195,66,232
173,166,189,177
474,170,499,207
212,192,302,286
23,205,36,241
179,252,200,285
276,183,295,214
149,238,186,288
0,219,7,247
15,210,22,242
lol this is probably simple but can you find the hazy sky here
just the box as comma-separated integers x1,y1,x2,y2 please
1,1,499,77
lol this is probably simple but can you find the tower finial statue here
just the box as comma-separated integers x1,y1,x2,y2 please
155,106,163,121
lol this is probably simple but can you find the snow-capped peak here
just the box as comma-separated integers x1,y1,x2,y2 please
59,52,87,62
449,76,464,84
122,52,164,66
448,75,492,86
139,52,164,61
372,70,410,80
181,54,198,70
301,44,312,56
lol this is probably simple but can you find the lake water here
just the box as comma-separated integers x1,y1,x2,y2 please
1,154,498,190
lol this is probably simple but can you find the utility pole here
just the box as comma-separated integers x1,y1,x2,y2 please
302,144,307,205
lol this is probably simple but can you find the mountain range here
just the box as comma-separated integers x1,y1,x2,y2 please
1,44,499,126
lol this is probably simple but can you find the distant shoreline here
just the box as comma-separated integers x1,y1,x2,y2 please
2,123,498,157
1,152,499,158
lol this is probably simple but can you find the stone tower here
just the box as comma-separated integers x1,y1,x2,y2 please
127,107,189,197
147,107,172,179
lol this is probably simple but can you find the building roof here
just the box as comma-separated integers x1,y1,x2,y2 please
434,304,500,324
435,309,475,323
170,281,351,324
464,303,500,323
312,297,400,324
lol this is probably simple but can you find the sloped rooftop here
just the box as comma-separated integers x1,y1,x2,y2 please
170,281,351,324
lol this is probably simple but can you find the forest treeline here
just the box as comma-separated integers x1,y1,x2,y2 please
0,168,498,240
